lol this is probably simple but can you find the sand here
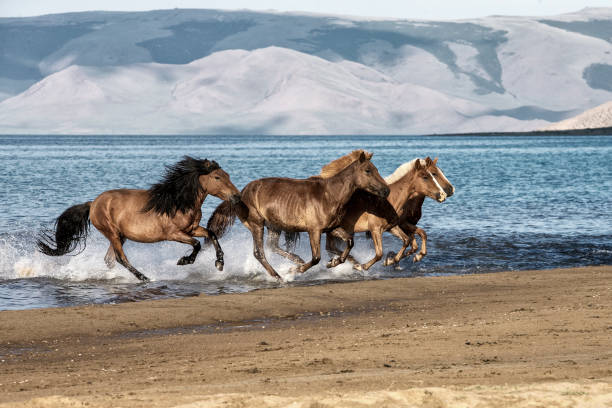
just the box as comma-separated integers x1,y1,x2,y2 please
0,265,610,407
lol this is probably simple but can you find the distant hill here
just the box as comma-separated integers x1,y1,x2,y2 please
543,101,612,131
0,8,611,134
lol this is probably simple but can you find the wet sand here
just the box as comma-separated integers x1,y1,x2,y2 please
1,265,611,407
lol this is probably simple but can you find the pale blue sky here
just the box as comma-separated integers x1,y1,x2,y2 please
0,0,610,19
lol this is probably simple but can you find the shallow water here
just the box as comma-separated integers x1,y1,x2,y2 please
1,135,611,310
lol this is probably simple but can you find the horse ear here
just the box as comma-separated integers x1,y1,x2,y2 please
365,152,373,160
432,157,438,166
425,157,433,166
358,151,367,162
414,159,422,170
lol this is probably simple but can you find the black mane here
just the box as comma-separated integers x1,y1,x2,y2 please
143,156,220,216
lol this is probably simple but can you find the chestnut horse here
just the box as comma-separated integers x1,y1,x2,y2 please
207,152,390,280
270,152,454,270
37,156,241,282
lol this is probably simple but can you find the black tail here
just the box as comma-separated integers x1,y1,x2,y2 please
37,202,92,256
205,200,247,243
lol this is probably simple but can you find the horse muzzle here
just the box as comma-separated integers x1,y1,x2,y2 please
229,194,241,205
376,186,390,199
436,192,447,203
445,185,455,198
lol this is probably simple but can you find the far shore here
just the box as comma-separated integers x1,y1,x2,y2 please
1,265,611,407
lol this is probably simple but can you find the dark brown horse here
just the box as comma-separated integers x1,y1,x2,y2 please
269,152,454,270
207,152,390,280
37,156,241,281
327,156,454,269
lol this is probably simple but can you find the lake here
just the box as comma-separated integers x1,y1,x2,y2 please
0,134,610,310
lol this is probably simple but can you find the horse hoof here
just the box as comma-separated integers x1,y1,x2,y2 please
413,255,422,263
393,264,403,271
326,257,341,268
215,260,224,271
383,251,396,266
136,273,150,282
177,257,189,266
353,264,363,271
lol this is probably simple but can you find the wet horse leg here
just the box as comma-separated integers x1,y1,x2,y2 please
385,225,416,266
104,240,121,269
267,227,305,264
292,230,321,274
325,232,359,267
248,221,282,280
410,226,428,263
326,228,354,268
189,226,224,271
361,227,384,270
106,234,149,282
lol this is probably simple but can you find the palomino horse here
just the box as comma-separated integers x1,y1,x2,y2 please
37,156,241,281
270,152,454,270
207,152,390,280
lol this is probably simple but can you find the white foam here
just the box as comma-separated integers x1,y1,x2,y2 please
0,228,385,284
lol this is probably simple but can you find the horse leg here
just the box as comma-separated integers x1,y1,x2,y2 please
411,227,428,263
104,245,116,269
293,230,321,274
171,231,202,265
108,235,149,282
191,226,224,271
384,225,415,267
248,222,282,280
326,228,354,268
267,227,305,264
325,232,359,267
361,228,384,271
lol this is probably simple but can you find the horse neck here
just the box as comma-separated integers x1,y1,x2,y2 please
388,172,425,211
190,188,207,212
324,163,361,210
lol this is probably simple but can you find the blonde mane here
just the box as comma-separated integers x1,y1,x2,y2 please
384,158,425,185
319,149,372,178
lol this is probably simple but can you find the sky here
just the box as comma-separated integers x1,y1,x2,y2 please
0,0,610,19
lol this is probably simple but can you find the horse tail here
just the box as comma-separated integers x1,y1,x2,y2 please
206,200,246,242
37,202,92,256
284,231,300,252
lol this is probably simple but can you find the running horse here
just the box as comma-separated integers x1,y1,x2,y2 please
268,151,454,270
37,156,241,281
207,152,390,280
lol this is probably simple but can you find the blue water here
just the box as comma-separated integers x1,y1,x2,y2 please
1,135,611,310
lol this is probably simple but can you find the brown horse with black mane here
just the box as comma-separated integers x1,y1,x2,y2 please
37,156,241,282
268,151,454,270
207,152,390,280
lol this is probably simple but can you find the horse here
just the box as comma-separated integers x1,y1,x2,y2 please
37,156,241,282
206,151,390,280
378,157,454,267
268,153,454,270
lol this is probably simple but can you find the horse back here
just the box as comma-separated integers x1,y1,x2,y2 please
241,177,331,231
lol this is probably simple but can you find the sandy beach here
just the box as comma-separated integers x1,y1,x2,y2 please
1,265,611,407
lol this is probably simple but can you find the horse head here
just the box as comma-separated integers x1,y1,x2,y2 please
425,157,454,198
201,168,241,204
412,157,453,203
352,152,390,199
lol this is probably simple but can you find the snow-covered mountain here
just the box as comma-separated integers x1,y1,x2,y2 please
0,8,611,134
544,101,612,130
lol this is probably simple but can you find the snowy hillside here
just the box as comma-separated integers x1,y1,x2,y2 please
544,101,612,130
0,8,611,134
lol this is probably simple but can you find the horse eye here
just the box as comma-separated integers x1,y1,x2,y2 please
365,169,371,174
215,176,220,180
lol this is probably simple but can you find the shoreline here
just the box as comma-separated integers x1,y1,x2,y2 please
1,127,611,137
1,265,611,407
